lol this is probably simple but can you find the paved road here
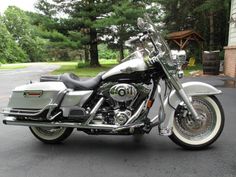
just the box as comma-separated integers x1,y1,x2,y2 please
0,66,235,177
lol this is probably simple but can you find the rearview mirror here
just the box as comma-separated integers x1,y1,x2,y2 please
137,18,145,30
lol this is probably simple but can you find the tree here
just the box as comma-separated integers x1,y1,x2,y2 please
36,0,116,67
67,30,90,62
158,0,230,51
0,16,27,63
35,1,159,64
194,0,231,50
97,0,145,61
109,1,162,61
35,0,164,64
35,0,57,17
30,12,87,60
3,6,47,62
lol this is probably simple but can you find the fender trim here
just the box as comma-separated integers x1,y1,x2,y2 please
159,81,222,133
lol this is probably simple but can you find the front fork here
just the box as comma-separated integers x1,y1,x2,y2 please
168,75,199,120
156,55,199,120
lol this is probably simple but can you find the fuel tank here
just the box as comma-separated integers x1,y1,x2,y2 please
102,59,148,80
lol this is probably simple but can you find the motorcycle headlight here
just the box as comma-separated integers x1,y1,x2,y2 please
171,50,187,66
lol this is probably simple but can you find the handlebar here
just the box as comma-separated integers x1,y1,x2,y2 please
125,32,149,47
125,36,140,47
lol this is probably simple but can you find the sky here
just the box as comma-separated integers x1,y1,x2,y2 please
0,0,37,14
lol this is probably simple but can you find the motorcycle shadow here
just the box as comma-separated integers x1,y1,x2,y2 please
29,131,216,155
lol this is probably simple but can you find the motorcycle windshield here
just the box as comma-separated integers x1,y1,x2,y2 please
122,49,149,63
143,15,176,70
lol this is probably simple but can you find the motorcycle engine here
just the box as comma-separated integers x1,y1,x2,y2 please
95,83,150,125
110,83,137,102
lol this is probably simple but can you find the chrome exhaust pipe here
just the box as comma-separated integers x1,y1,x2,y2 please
3,115,161,132
3,117,118,130
113,123,144,132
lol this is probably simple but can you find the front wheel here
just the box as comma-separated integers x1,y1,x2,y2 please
169,95,224,150
30,127,73,144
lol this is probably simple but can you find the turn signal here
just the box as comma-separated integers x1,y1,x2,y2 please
147,100,154,108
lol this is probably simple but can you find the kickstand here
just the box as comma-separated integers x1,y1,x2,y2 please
143,118,151,133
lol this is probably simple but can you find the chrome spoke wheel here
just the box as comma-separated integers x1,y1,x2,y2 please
169,96,224,149
174,97,216,141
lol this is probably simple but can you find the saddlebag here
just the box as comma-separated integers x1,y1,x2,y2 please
2,82,67,116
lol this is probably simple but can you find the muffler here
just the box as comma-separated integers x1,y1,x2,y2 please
3,117,118,130
3,115,160,132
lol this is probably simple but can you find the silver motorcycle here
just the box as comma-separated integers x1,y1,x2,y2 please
2,15,224,150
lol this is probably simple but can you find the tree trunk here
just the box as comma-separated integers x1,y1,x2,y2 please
89,28,100,67
119,43,124,63
84,46,89,63
209,11,214,50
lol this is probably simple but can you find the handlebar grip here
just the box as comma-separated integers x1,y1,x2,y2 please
126,36,140,44
125,32,149,47
125,36,140,47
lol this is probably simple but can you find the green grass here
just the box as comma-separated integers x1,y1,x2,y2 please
0,63,28,70
51,59,118,77
184,64,203,76
0,59,202,78
51,60,203,78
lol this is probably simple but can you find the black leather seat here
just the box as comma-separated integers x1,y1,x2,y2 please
60,72,104,90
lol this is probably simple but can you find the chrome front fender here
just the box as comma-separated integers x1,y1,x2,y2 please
159,81,222,134
180,82,222,96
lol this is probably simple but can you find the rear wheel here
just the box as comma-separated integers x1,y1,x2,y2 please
30,127,73,144
169,95,224,150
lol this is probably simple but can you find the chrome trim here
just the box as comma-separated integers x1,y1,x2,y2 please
4,108,40,113
150,116,159,126
3,117,119,130
47,111,62,121
109,84,137,102
178,89,199,119
3,111,160,132
124,101,146,125
1,104,56,117
113,122,144,132
85,97,105,125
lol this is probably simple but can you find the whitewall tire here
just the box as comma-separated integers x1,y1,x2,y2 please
169,95,224,150
30,127,73,144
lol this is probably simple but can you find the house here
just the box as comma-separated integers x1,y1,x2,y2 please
224,0,236,77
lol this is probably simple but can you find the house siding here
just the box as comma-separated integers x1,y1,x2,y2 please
224,0,236,77
229,0,236,45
